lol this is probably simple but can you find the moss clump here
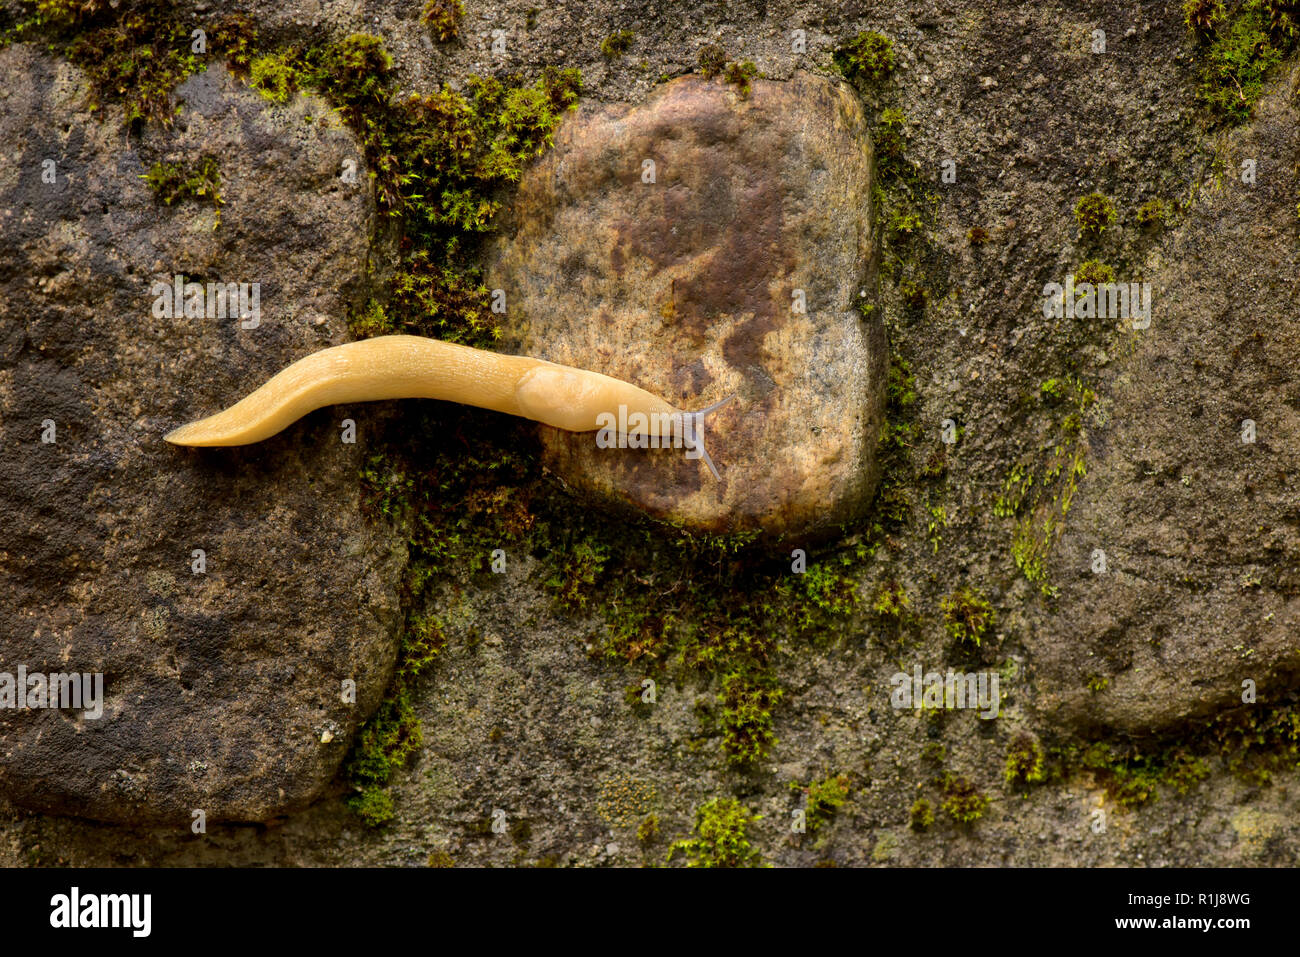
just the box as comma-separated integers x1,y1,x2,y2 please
670,797,765,867
871,579,913,621
724,59,758,98
1196,0,1288,123
1264,0,1300,41
600,29,634,58
422,0,464,42
836,30,895,83
636,813,660,844
141,156,221,212
874,107,909,177
1073,259,1115,286
697,42,727,78
967,225,991,245
792,774,852,831
248,52,296,103
546,539,609,610
1185,0,1228,34
1135,198,1166,229
1004,733,1046,786
1074,192,1116,236
719,669,783,765
940,774,989,824
909,797,935,831
888,207,923,238
64,11,202,126
940,587,994,648
342,614,447,825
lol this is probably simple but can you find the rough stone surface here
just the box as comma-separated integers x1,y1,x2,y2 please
0,48,404,824
486,72,884,537
1035,78,1300,733
3,0,1300,868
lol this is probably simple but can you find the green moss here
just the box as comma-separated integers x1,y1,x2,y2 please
940,587,994,648
546,538,609,610
996,376,1096,595
724,59,758,97
1185,0,1228,34
1192,0,1296,124
342,613,447,825
1085,673,1110,693
1072,259,1115,285
422,0,464,42
636,813,660,844
600,29,634,58
670,797,765,867
871,579,912,621
967,225,991,245
1074,193,1116,236
1135,198,1166,229
836,30,895,83
697,42,727,78
940,773,988,823
791,774,851,831
719,669,784,765
248,52,296,103
874,107,909,178
888,207,923,238
141,156,222,222
1004,733,1046,786
925,504,946,554
909,797,935,831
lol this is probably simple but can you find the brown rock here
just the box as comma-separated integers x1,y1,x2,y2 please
0,50,404,824
486,71,884,537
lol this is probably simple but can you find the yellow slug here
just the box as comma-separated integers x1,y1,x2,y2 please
165,335,728,475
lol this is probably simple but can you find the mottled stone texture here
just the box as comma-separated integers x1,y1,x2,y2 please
0,49,405,824
487,71,884,537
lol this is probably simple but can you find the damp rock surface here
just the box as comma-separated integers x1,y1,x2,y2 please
487,71,884,537
0,49,404,825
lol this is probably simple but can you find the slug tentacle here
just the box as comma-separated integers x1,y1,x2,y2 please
679,395,733,480
164,335,729,477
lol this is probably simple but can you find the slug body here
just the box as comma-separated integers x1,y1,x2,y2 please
165,335,726,474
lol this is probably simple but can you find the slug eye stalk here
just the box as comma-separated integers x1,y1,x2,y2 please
165,335,730,476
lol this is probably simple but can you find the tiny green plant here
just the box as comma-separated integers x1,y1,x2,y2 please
698,43,727,78
670,797,765,867
1004,734,1047,786
1184,0,1227,35
1135,198,1166,229
1075,193,1117,236
1073,259,1115,286
836,31,895,83
141,156,223,227
940,773,989,824
422,0,465,42
724,60,759,98
791,774,852,831
872,579,912,620
600,29,634,58
940,587,995,648
909,797,934,831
